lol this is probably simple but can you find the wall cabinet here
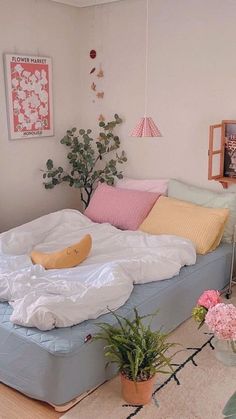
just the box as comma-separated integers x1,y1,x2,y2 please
208,120,236,188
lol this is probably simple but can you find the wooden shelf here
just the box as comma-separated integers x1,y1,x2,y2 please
213,177,236,189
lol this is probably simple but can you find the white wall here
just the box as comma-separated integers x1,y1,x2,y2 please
2,0,236,231
78,0,236,189
0,0,82,232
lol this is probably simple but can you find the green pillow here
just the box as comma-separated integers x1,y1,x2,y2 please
168,179,236,243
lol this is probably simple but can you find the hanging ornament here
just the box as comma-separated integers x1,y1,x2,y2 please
97,66,104,78
90,50,97,59
97,92,104,99
98,114,105,122
91,82,96,91
90,67,96,74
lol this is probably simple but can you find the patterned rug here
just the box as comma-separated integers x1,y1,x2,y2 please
61,318,236,419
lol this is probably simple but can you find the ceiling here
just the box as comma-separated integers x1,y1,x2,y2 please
51,0,123,7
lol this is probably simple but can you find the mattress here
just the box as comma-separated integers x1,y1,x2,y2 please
0,243,232,406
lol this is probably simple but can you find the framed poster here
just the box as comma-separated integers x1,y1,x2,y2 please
223,120,236,178
4,53,53,140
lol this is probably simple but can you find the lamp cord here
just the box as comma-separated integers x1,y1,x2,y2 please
144,0,149,117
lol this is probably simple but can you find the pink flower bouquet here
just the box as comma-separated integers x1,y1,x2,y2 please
193,290,236,349
205,303,236,341
192,290,221,327
197,289,221,309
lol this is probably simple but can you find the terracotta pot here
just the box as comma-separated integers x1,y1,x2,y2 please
120,373,156,405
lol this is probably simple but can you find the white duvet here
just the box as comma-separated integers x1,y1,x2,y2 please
0,210,196,330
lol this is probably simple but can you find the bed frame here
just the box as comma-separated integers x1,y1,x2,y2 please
222,225,236,299
0,243,234,412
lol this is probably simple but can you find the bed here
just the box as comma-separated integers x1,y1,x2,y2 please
0,174,236,411
0,240,231,410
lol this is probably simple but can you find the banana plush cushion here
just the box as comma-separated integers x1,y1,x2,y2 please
139,196,229,255
31,234,92,269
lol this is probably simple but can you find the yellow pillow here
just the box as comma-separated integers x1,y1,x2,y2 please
139,197,229,255
31,234,92,269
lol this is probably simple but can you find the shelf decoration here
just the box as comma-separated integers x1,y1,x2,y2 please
208,120,236,188
4,53,53,140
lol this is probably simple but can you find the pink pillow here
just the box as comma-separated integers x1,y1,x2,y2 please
115,177,168,195
84,183,161,230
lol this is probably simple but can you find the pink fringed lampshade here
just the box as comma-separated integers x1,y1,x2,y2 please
130,117,162,137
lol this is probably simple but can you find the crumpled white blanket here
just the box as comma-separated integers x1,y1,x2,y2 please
0,209,196,330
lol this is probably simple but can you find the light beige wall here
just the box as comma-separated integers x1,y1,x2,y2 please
2,0,236,231
78,0,236,190
0,0,82,232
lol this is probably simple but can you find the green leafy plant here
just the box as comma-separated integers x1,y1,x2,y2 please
94,308,177,382
223,391,236,418
42,114,127,208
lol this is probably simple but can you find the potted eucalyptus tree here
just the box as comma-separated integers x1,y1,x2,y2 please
95,308,177,405
42,114,127,208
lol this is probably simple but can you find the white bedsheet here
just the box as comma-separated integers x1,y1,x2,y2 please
0,210,196,330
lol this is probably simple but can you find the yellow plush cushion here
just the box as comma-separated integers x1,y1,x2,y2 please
139,196,229,255
31,234,92,269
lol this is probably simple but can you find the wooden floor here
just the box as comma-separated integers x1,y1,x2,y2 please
0,383,61,419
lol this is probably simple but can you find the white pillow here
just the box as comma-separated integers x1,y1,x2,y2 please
115,177,168,195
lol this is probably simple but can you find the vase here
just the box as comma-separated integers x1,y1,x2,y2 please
213,337,236,366
120,373,156,405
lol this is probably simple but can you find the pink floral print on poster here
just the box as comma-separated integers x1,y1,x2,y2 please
4,54,53,139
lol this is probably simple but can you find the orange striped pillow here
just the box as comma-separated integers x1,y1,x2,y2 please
139,196,229,255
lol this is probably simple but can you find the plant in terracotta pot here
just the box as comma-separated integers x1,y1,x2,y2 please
95,308,177,405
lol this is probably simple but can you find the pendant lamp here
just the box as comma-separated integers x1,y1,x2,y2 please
130,0,162,138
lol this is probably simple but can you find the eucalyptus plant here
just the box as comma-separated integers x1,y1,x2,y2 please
43,114,127,208
223,391,236,418
95,308,177,382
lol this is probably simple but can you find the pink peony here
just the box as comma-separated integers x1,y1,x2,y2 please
205,303,236,340
197,290,221,309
